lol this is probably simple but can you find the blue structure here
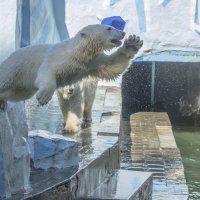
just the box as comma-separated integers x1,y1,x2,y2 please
101,16,126,31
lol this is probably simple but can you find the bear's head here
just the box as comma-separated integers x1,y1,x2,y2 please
78,24,126,50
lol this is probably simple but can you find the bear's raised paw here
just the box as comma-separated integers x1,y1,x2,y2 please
123,35,143,58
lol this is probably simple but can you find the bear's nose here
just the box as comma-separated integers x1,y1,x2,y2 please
68,88,74,95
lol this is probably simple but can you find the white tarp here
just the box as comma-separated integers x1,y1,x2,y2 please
29,0,60,44
66,0,200,61
0,0,17,61
0,0,68,63
1,0,200,62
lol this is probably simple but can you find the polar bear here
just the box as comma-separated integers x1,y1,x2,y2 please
0,24,126,110
57,77,98,133
57,35,143,133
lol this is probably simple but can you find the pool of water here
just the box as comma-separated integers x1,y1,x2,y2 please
173,126,200,200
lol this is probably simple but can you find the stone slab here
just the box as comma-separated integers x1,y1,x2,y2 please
103,87,121,109
87,170,153,200
156,127,177,148
21,141,119,200
98,112,120,136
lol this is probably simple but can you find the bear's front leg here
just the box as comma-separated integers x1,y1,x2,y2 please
35,76,57,106
122,35,143,59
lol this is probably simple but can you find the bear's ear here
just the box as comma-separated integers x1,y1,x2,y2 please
80,31,88,38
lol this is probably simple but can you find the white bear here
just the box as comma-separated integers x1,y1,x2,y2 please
57,35,143,133
57,77,98,133
0,24,126,110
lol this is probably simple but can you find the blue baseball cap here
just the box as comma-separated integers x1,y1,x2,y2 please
101,16,126,31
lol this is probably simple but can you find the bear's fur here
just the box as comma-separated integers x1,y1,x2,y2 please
57,77,98,132
57,35,143,133
0,24,125,109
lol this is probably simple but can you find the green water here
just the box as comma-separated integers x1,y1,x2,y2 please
173,127,200,200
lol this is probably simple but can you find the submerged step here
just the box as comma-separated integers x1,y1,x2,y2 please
86,170,153,200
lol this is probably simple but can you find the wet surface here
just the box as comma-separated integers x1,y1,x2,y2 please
3,85,186,199
25,87,121,169
6,86,121,199
120,112,189,200
88,170,152,200
173,127,200,200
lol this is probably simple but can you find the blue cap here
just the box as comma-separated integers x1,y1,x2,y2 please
101,16,126,31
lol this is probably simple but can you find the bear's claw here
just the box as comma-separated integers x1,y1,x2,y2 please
63,123,81,134
36,91,53,106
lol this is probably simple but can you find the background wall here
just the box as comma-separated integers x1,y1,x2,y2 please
122,61,200,126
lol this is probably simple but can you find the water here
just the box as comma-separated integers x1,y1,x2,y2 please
173,126,200,200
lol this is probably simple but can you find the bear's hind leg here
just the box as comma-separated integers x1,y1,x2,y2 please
82,79,98,128
57,86,84,133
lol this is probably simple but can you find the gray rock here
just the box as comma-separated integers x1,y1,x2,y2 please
29,130,79,169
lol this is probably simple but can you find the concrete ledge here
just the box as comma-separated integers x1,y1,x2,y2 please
25,141,119,200
2,88,154,200
121,112,189,200
5,87,121,200
87,170,153,200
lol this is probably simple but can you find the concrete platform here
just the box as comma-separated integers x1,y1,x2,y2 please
87,170,152,200
1,87,154,200
120,112,189,200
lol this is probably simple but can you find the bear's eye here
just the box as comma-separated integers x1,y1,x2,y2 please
107,27,112,31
